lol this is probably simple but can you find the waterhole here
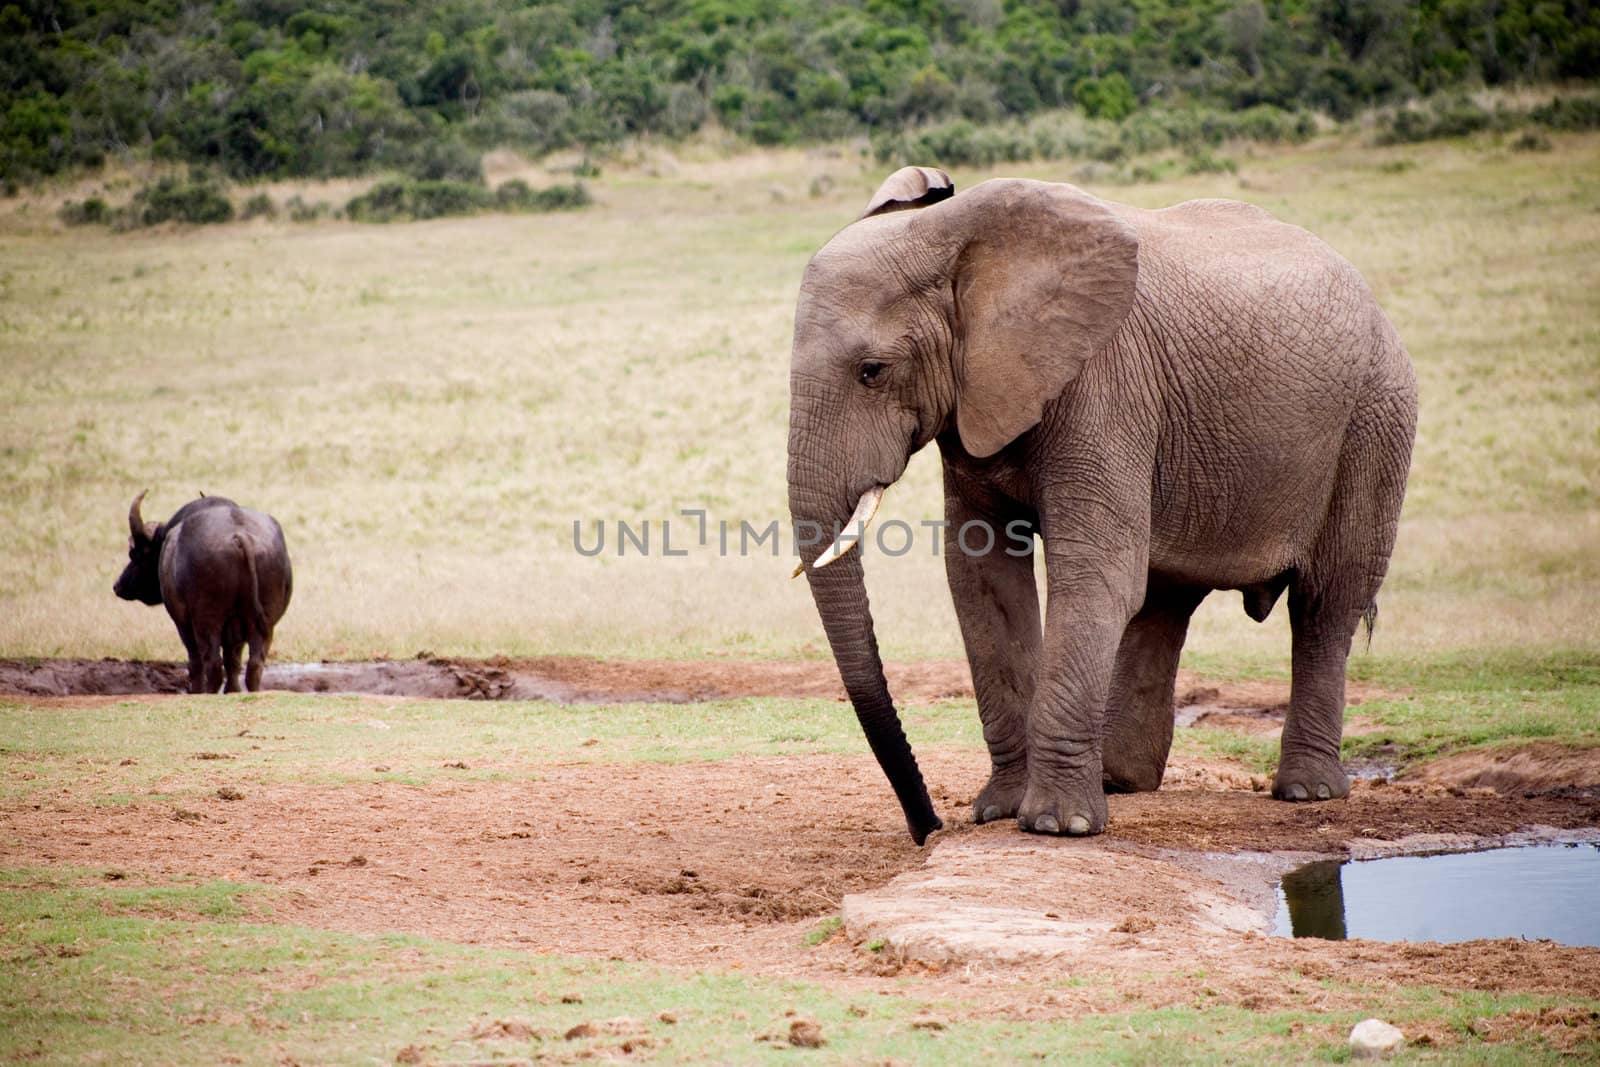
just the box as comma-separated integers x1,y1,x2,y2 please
1274,844,1600,946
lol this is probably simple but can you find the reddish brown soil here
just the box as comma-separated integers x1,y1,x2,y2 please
2,659,1597,1031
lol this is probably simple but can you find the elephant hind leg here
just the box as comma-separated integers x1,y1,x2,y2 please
1274,393,1413,802
1102,585,1208,793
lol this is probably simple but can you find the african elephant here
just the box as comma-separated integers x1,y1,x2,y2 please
787,167,1416,844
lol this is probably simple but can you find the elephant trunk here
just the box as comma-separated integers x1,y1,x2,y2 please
791,482,942,845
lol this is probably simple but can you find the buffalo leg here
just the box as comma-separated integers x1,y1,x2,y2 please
245,631,268,693
223,642,243,693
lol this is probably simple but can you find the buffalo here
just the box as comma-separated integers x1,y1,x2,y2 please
114,492,293,693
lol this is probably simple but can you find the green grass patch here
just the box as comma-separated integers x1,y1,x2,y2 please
0,694,984,803
4,871,1594,1064
1339,649,1600,766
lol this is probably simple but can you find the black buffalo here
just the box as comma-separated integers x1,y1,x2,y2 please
114,492,293,693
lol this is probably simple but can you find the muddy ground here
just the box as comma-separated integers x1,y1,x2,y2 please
4,657,1600,1047
0,654,990,704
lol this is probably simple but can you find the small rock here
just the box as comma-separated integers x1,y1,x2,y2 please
788,1018,825,1048
1349,1018,1405,1059
657,1011,677,1024
564,1022,597,1040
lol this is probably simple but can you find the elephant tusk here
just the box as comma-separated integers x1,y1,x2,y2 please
793,487,884,577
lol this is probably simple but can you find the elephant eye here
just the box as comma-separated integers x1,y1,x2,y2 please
857,361,888,386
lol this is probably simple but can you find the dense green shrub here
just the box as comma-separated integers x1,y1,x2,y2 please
347,177,585,221
494,178,591,212
125,175,235,227
408,180,492,219
1376,97,1500,145
284,195,330,223
875,105,1313,169
4,1,1596,184
58,197,110,226
403,139,484,183
241,193,277,219
1531,93,1600,130
345,179,414,222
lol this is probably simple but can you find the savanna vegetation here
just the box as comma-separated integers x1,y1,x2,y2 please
4,20,1600,1055
6,0,1600,189
4,129,1595,670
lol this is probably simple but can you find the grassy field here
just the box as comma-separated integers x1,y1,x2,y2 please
4,869,1588,1065
2,130,1597,669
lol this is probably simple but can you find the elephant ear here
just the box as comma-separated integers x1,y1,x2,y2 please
860,166,954,220
937,179,1139,459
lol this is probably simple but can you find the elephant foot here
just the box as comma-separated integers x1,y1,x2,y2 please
1271,758,1350,802
1017,775,1108,836
973,766,1028,824
1101,751,1166,794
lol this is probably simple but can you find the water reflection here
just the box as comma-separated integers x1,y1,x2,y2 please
1274,844,1600,946
1279,859,1348,940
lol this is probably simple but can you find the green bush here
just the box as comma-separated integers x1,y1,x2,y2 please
1531,94,1600,130
241,192,276,219
284,195,329,222
1376,97,1498,145
348,176,585,222
4,0,1599,185
493,179,591,212
125,175,234,226
407,179,491,219
1182,151,1238,175
1073,74,1136,122
875,104,1312,170
58,196,111,226
344,179,412,222
404,139,483,183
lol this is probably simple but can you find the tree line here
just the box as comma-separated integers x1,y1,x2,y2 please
5,0,1599,185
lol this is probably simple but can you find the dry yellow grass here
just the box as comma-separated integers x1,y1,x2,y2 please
1,132,1596,663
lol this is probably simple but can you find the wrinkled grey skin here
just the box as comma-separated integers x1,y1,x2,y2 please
114,492,293,694
787,168,1416,844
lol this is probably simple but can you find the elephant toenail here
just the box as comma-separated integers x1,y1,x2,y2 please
980,805,1001,823
1033,814,1060,834
1285,783,1308,801
1315,783,1331,799
1067,815,1090,835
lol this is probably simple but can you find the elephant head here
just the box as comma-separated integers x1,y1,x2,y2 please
786,167,1140,843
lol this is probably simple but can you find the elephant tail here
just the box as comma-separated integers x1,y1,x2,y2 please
1360,600,1378,650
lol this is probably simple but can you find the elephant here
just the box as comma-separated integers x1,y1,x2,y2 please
787,166,1416,844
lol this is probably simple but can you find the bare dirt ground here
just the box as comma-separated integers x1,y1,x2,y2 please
3,658,1599,1045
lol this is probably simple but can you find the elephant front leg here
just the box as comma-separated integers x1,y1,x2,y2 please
1020,510,1149,836
1102,586,1208,793
943,490,1041,825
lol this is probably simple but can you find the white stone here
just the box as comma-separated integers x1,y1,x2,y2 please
1348,1018,1406,1059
